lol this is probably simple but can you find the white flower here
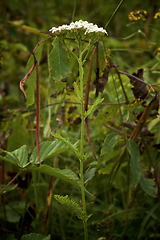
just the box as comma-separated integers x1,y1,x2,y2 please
49,20,108,37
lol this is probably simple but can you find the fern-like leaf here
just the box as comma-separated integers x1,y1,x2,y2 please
54,195,91,222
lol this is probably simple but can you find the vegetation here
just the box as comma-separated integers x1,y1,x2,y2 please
1,1,160,239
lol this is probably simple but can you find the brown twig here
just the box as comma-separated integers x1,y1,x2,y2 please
0,171,21,194
84,44,98,161
32,51,41,166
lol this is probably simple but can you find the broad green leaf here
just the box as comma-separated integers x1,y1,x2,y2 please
100,133,120,156
99,149,122,164
30,140,70,164
21,233,50,240
84,168,96,183
127,139,142,186
0,145,29,168
55,80,66,93
5,202,26,223
84,98,104,119
93,105,119,126
7,114,29,152
0,153,17,166
51,133,82,160
139,172,157,198
54,195,91,221
28,165,81,188
49,37,71,80
11,145,29,168
25,40,44,107
98,162,127,175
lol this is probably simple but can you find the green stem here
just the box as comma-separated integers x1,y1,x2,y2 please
79,59,84,157
78,43,88,240
33,171,38,229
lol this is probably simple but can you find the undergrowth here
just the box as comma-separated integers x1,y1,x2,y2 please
1,1,160,240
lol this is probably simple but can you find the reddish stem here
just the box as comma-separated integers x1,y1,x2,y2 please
85,118,98,161
84,44,98,161
32,52,41,165
0,171,21,194
19,64,36,102
19,36,52,104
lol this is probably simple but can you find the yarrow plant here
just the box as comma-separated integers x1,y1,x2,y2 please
49,20,107,240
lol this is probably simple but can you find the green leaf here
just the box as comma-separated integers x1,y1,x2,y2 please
28,165,81,188
100,133,120,156
30,140,70,164
127,139,142,186
93,105,119,126
84,168,96,183
51,133,82,160
21,233,50,240
25,40,44,107
99,149,122,164
55,80,66,93
73,82,81,101
7,114,29,152
98,162,127,175
139,172,157,198
0,153,17,166
54,195,91,222
5,201,26,223
49,37,71,81
0,184,18,194
84,98,104,119
0,145,29,168
138,202,160,239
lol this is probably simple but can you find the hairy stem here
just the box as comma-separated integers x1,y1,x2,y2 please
78,43,88,240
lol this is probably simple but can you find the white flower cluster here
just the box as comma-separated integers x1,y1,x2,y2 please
49,20,108,38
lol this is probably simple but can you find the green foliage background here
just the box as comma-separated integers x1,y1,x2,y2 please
1,0,160,240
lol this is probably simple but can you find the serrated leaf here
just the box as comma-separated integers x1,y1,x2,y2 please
21,233,50,240
127,139,142,186
30,140,70,164
28,165,81,188
25,41,44,107
139,173,157,198
0,145,29,168
0,152,17,166
99,149,122,164
51,133,82,160
54,195,91,221
49,37,71,81
101,133,120,156
84,98,104,119
98,162,127,175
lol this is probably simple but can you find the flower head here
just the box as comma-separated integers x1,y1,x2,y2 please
128,10,148,21
154,10,160,19
49,20,108,39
